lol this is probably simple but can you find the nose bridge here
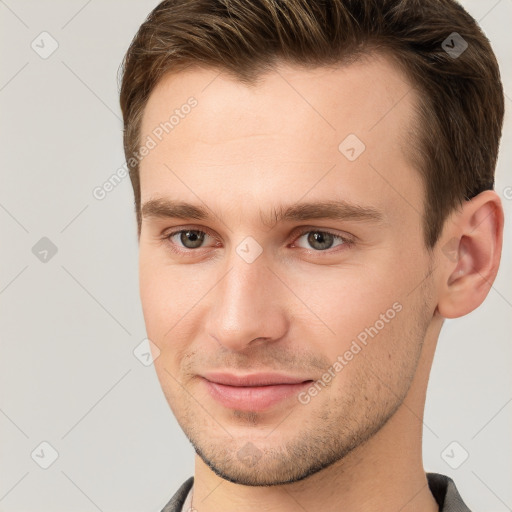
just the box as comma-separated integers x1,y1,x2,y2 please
206,245,287,350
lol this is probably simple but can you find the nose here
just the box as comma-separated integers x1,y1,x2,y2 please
204,250,289,352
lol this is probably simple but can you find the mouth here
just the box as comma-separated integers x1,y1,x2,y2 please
200,372,314,412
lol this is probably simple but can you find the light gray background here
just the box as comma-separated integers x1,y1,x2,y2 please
0,1,510,511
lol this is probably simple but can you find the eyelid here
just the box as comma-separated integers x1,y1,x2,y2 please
164,225,216,239
162,225,219,251
290,226,355,244
161,225,355,253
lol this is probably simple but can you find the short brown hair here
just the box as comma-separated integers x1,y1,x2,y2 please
119,0,504,248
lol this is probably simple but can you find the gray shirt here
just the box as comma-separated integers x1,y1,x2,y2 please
160,472,471,512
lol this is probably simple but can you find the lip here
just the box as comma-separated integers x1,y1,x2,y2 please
202,372,311,386
200,372,313,411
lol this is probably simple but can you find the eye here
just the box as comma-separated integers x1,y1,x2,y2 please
160,226,353,256
166,229,213,250
293,229,351,251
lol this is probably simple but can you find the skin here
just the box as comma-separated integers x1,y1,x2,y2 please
137,54,503,512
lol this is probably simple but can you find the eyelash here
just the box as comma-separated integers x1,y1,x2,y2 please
159,226,354,256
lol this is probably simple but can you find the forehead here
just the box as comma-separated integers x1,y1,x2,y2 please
138,54,422,229
141,54,416,138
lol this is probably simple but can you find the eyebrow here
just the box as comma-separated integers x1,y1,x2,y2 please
141,197,384,228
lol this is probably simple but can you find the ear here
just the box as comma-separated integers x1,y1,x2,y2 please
436,190,504,319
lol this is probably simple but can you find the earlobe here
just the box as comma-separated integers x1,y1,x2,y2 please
436,191,504,319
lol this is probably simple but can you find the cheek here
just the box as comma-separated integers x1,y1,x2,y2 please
287,264,422,386
139,265,193,400
139,248,188,325
139,254,181,349
138,255,210,360
290,265,404,341
139,266,165,335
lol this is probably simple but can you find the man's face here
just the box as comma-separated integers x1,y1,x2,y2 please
138,55,437,485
